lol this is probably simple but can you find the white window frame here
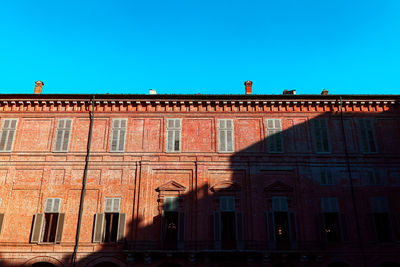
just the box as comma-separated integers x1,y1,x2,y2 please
165,118,182,153
44,198,62,213
357,119,377,153
110,119,127,152
218,119,234,153
0,118,18,152
312,119,330,153
104,197,121,213
266,119,284,153
53,119,73,152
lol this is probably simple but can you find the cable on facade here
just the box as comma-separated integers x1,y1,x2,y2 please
72,95,95,266
339,96,367,267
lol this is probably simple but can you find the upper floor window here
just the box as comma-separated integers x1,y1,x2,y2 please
220,196,235,212
164,197,179,211
312,119,330,153
218,119,234,153
266,119,283,153
357,119,377,153
30,198,65,244
110,119,127,152
0,119,18,152
54,119,72,152
320,169,334,185
320,197,342,242
166,119,182,152
272,196,288,212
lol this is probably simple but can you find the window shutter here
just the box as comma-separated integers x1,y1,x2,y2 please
117,213,126,242
0,213,4,235
339,213,349,241
235,212,244,241
358,119,377,153
317,213,326,241
166,119,181,152
31,213,44,243
321,197,338,213
55,213,65,243
218,119,234,153
93,213,105,243
289,212,297,242
45,199,53,212
110,119,127,152
112,198,121,212
370,197,388,213
209,213,214,242
367,213,377,241
54,119,72,152
313,119,329,153
178,212,185,241
266,119,283,153
214,211,221,241
272,197,288,212
266,212,274,242
0,119,18,152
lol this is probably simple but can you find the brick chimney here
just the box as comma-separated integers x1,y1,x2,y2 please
244,80,252,94
321,89,328,95
34,81,44,94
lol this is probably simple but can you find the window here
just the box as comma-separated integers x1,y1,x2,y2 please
320,169,334,185
266,196,296,249
93,198,125,243
218,119,234,152
370,197,391,242
266,119,283,152
312,119,330,153
368,170,383,185
110,119,127,152
54,119,72,152
0,119,18,152
30,198,65,243
164,197,178,211
166,119,182,152
321,197,342,242
357,119,377,153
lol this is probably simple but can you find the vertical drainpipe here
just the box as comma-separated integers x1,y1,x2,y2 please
72,96,95,266
339,97,367,267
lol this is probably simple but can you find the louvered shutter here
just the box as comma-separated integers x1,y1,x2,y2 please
218,119,234,152
93,213,105,243
62,120,72,151
266,212,274,242
289,212,297,242
339,213,349,242
55,213,65,243
178,212,185,241
0,119,17,152
313,119,329,153
317,213,327,242
54,119,72,152
358,119,377,153
214,211,221,249
54,120,64,151
0,213,4,235
45,198,53,212
31,213,45,243
272,197,288,212
110,119,127,152
117,213,126,242
266,119,283,153
209,213,214,243
166,119,182,152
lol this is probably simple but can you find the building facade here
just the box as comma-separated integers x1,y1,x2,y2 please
0,83,399,267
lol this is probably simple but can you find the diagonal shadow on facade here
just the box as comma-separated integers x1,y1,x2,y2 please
0,101,399,267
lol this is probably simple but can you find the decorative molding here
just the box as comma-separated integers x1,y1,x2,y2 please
156,180,186,192
210,180,241,192
264,181,293,193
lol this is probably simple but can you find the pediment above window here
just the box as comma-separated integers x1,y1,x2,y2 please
264,181,293,193
156,180,186,193
210,180,241,192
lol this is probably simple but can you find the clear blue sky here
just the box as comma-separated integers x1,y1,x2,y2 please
1,0,399,95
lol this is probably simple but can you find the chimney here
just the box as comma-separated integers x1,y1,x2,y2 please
283,89,296,95
149,89,157,95
321,89,328,95
244,80,252,94
34,81,44,94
